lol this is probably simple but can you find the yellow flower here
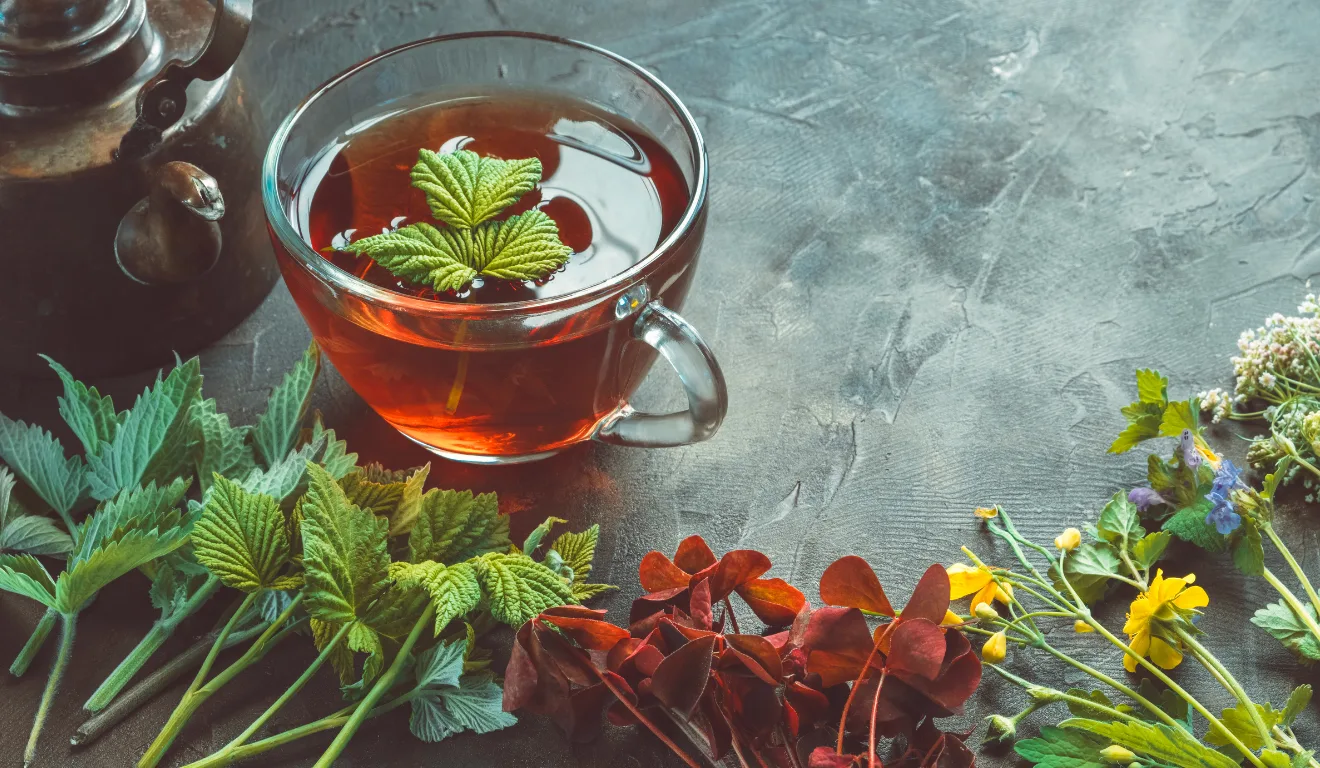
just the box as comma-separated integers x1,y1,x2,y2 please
982,631,1007,663
948,563,1013,614
1054,528,1082,551
974,506,999,519
1122,570,1208,672
1074,620,1094,634
1100,745,1137,764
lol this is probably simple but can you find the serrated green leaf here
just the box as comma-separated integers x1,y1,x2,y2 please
1136,369,1169,407
409,671,516,743
85,359,202,500
341,463,430,537
1096,492,1143,545
1060,718,1238,768
410,149,540,230
1064,689,1119,720
193,399,254,492
572,583,615,601
414,637,466,690
1137,678,1191,731
192,475,290,592
1110,398,1164,454
390,560,481,634
1206,701,1279,751
551,525,600,583
1131,531,1170,570
363,582,429,638
521,516,566,557
345,223,479,293
1,515,73,556
240,439,323,503
307,413,358,480
1158,400,1199,438
74,479,190,562
1054,542,1120,604
147,558,211,620
1252,600,1320,662
409,489,509,564
1232,524,1265,577
0,414,86,516
348,621,384,685
1282,684,1312,726
1162,500,1228,553
311,618,357,685
56,527,190,613
1014,725,1107,768
0,553,57,607
42,356,124,458
253,344,321,468
470,210,572,280
300,463,391,625
473,552,574,627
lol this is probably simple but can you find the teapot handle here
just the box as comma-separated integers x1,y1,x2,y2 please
118,0,253,159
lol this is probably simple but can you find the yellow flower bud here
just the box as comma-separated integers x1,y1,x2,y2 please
1099,745,1137,764
994,582,1014,602
1055,528,1082,551
974,603,1000,621
974,506,999,519
982,631,1007,663
1074,620,1094,634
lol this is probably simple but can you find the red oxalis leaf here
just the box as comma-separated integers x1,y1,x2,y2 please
886,618,945,681
640,551,690,592
651,633,716,717
540,611,632,651
803,606,876,688
902,564,951,624
724,634,784,684
820,555,895,616
674,535,718,572
705,550,773,602
690,578,714,630
737,577,807,625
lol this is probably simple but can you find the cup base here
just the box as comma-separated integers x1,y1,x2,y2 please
400,432,565,465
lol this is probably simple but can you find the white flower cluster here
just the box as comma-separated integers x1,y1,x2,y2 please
1226,296,1320,403
1197,387,1234,423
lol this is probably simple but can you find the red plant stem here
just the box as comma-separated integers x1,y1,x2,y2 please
583,658,705,768
836,622,896,755
728,728,753,768
867,670,889,768
724,598,741,635
777,725,804,768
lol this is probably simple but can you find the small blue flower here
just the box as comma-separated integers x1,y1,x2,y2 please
1180,429,1202,470
1129,487,1167,511
1204,459,1245,535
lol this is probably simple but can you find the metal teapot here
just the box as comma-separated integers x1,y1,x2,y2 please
0,0,277,378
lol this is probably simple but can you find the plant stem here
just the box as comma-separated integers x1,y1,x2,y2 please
987,665,1143,725
1261,567,1320,648
313,604,432,768
211,622,352,759
73,621,270,747
867,670,888,768
85,575,221,712
24,612,76,768
1176,626,1273,747
11,607,58,676
835,623,893,754
1263,525,1320,618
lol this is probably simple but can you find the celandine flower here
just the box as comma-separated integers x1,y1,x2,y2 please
1205,459,1245,534
947,562,1012,613
1122,570,1208,672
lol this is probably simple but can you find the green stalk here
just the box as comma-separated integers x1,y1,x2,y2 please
1263,525,1320,619
85,575,222,712
1262,568,1320,648
1176,626,1273,748
11,607,58,676
313,604,434,768
24,613,76,768
987,664,1144,725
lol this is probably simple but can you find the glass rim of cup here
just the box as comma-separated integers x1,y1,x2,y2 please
261,30,709,318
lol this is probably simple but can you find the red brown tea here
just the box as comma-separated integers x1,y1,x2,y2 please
275,91,699,459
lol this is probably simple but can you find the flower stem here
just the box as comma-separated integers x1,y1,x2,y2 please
867,670,888,768
313,605,433,768
1261,567,1320,649
1263,525,1320,619
987,664,1143,725
85,575,221,712
1176,626,1273,748
24,612,76,768
11,607,58,677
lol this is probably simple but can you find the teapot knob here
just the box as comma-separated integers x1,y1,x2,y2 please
115,161,225,285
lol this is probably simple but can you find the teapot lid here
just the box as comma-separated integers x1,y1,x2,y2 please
0,0,152,110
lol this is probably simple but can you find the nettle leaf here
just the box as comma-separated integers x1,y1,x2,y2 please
410,149,540,230
1096,492,1143,545
193,399,254,492
74,478,190,561
571,582,615,601
390,561,481,634
1130,532,1170,571
521,516,566,556
410,671,516,743
57,526,190,613
1232,524,1265,577
550,525,600,582
408,489,509,564
348,621,385,685
253,344,320,468
473,552,574,627
1061,718,1238,768
240,439,323,504
42,356,124,458
1283,685,1312,727
1014,725,1106,768
0,414,86,516
86,358,202,501
0,553,58,607
1252,600,1320,662
300,463,391,624
470,210,572,280
1207,701,1280,751
363,582,431,638
1054,542,1120,604
340,464,430,537
148,558,210,620
192,475,290,592
308,413,358,481
1162,500,1228,553
1,515,73,556
345,223,478,294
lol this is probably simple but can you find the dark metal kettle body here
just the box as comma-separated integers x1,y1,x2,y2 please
0,0,277,378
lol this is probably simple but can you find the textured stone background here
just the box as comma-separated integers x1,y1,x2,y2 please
5,0,1320,765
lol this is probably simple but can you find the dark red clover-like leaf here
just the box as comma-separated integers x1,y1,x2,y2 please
904,631,981,711
724,633,784,684
902,564,952,624
705,550,773,602
540,607,631,651
738,577,808,625
820,555,895,616
690,578,714,630
674,535,718,572
886,618,945,681
503,622,542,712
804,606,875,687
651,633,716,717
639,551,690,592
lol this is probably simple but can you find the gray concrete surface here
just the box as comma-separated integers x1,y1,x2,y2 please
5,0,1320,765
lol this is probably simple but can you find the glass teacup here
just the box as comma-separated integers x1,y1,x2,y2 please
262,32,726,464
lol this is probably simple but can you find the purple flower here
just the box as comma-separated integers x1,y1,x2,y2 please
1180,429,1202,470
1204,459,1245,535
1129,487,1167,512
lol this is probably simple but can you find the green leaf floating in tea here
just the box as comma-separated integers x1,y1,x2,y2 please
342,148,572,292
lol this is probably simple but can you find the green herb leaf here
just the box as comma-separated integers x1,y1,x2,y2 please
1,515,73,556
1054,542,1120,604
347,621,384,685
408,490,509,564
42,356,124,458
410,671,517,743
192,399,254,492
521,516,566,556
239,439,324,504
571,582,616,601
1206,701,1280,751
1232,523,1265,577
389,560,481,634
1252,600,1320,662
1014,725,1106,768
311,618,357,685
410,149,540,230
57,526,191,613
1064,689,1122,721
299,463,391,625
1060,718,1238,768
74,478,191,563
1161,499,1228,553
253,344,321,468
0,553,58,607
473,552,574,627
1282,684,1312,726
1096,492,1143,545
1261,751,1294,768
414,638,466,690
550,525,600,582
148,558,211,620
1135,369,1168,406
470,210,572,281
0,414,87,516
344,223,478,293
191,475,290,592
1130,531,1170,571
85,359,202,501
340,464,430,537
1158,400,1199,438
308,413,358,480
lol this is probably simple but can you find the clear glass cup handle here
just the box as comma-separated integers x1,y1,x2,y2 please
595,301,728,447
